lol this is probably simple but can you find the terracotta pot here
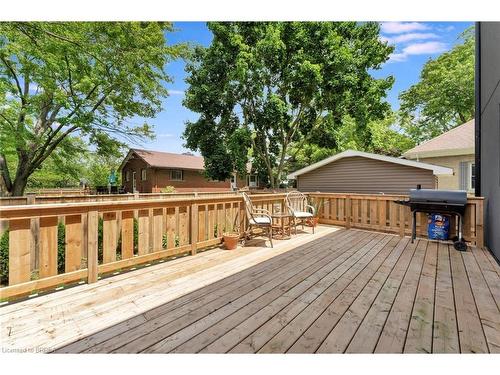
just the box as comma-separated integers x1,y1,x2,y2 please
307,217,319,227
223,232,239,250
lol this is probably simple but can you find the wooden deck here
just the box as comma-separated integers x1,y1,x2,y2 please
1,226,499,353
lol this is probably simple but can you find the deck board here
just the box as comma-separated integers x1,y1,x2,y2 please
1,226,499,354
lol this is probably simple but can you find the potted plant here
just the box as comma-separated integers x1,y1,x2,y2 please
307,198,323,227
222,220,240,250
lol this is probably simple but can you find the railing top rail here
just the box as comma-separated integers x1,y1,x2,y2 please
0,193,289,220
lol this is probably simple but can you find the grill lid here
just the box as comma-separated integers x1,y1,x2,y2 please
409,189,467,205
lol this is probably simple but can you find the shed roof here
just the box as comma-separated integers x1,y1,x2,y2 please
287,150,453,179
403,119,475,159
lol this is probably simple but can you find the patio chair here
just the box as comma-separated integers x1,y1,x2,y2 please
242,192,273,248
285,191,316,234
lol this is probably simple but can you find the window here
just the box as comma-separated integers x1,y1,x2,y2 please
126,170,130,182
248,174,258,188
141,169,147,181
460,161,475,192
470,163,476,191
170,169,183,181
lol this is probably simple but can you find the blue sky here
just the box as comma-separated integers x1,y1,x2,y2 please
136,21,473,154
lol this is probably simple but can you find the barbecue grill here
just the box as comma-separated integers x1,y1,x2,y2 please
395,188,468,251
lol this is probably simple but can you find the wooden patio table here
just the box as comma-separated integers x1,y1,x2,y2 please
271,212,292,240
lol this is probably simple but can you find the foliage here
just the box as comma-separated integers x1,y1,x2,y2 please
0,230,9,285
399,28,475,143
0,22,186,196
183,22,394,187
57,222,65,273
83,146,124,188
286,113,414,173
161,186,176,193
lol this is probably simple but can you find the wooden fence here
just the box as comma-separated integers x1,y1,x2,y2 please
308,193,484,247
0,190,239,206
0,193,285,299
0,192,484,299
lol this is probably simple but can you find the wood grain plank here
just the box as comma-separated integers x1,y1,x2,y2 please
404,240,438,353
39,217,58,279
375,240,428,353
65,215,82,273
121,211,134,260
103,212,117,264
8,219,32,285
432,243,459,353
138,209,150,255
462,250,500,352
288,236,407,353
323,239,417,353
449,246,489,353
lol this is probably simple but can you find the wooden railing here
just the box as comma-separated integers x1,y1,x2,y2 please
308,193,484,247
0,192,484,299
0,193,286,299
0,190,240,206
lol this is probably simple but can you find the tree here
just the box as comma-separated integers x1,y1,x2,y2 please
399,28,474,143
286,112,414,173
183,22,394,187
0,22,185,196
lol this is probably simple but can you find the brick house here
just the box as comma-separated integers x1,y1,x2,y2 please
119,149,259,193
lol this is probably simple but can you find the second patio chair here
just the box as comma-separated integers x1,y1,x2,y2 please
242,192,273,248
285,191,316,234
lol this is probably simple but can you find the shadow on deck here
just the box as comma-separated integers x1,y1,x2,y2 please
1,226,499,353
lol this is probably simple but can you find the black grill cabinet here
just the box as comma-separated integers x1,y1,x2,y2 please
395,189,468,251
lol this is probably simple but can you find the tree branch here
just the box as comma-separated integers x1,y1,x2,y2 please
0,153,13,192
0,56,24,104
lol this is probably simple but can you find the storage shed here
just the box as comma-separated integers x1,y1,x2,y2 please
287,150,452,195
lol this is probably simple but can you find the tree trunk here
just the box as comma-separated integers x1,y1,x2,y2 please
10,176,29,196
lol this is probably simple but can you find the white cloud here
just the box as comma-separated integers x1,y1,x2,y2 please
157,133,175,138
381,22,430,34
388,41,448,62
381,32,439,44
167,90,184,96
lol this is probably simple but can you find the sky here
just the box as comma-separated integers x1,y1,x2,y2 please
135,21,473,154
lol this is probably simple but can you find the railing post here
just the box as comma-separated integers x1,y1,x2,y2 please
345,196,351,229
191,203,198,255
87,210,98,284
399,205,405,238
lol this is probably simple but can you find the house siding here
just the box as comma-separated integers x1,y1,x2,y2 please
296,156,436,194
478,22,500,260
121,157,152,193
152,169,231,192
414,154,475,192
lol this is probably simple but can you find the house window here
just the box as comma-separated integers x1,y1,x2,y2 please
460,161,475,192
248,174,258,188
470,163,476,191
141,169,147,181
126,170,130,182
170,170,183,181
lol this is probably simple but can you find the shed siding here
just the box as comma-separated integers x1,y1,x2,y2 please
296,156,436,194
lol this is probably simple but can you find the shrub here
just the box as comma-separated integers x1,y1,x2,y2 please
0,230,9,285
133,217,139,254
161,186,176,193
57,222,66,273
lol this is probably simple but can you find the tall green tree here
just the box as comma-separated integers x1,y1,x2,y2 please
399,28,475,143
183,22,394,187
0,22,185,196
287,112,414,173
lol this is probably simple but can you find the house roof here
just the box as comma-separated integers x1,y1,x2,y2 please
119,149,205,171
287,149,453,179
403,119,475,159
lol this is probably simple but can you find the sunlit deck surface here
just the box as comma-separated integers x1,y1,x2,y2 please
1,225,499,353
